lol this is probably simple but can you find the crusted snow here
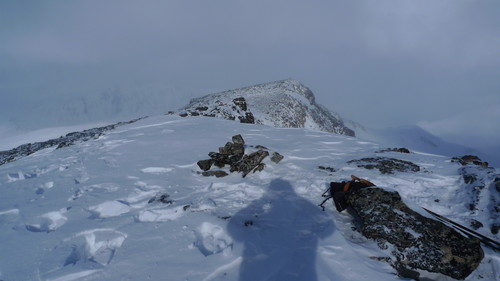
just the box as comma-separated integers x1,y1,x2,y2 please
0,115,498,281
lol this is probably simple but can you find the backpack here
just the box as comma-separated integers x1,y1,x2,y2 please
320,175,375,212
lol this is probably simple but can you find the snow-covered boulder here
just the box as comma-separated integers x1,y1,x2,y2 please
177,79,355,136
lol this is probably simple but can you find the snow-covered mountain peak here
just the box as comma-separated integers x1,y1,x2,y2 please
178,79,355,137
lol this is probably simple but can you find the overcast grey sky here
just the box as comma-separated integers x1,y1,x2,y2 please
1,1,499,148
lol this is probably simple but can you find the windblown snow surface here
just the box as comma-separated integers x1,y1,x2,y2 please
0,115,498,281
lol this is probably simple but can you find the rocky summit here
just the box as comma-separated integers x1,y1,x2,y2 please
176,79,355,136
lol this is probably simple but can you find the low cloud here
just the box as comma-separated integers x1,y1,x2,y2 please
1,1,499,151
418,104,500,148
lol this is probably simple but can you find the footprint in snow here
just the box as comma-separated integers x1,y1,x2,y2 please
68,183,120,201
38,229,127,280
25,208,69,233
135,205,189,222
7,171,37,182
194,222,233,257
87,201,131,219
0,209,20,228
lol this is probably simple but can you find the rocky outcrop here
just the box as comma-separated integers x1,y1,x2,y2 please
452,155,489,167
177,79,355,136
197,135,283,178
0,118,142,167
346,187,484,280
452,155,500,234
179,97,255,125
347,157,420,174
376,147,411,154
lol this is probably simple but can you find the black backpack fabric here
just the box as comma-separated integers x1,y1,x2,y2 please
328,177,375,212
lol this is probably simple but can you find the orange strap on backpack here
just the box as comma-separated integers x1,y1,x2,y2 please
343,175,375,192
342,181,351,192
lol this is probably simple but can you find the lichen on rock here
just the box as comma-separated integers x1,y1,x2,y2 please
346,187,484,280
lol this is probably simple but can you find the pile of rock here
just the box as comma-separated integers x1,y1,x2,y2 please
347,157,420,174
197,135,283,178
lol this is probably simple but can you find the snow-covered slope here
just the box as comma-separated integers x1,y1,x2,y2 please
350,123,500,164
0,115,498,281
178,79,355,136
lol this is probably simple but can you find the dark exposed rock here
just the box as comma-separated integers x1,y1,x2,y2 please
201,170,229,178
346,187,484,280
219,137,245,157
318,166,336,173
197,159,213,171
457,163,499,234
252,163,266,173
491,223,500,235
148,193,173,204
231,150,270,177
376,148,411,154
452,155,489,167
0,118,142,167
347,157,420,174
197,135,282,178
232,97,247,111
254,145,268,150
232,134,245,145
470,219,484,230
238,112,255,124
270,152,284,164
463,173,477,184
196,106,209,111
209,152,231,168
178,96,255,124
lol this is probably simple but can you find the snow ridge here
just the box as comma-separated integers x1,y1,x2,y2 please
179,79,355,136
0,115,498,281
0,118,142,167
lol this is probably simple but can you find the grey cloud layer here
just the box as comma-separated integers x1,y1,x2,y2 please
1,0,499,146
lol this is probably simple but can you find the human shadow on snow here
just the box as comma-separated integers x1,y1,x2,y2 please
228,179,333,281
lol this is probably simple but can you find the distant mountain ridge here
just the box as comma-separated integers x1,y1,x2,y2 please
3,84,192,130
178,79,355,136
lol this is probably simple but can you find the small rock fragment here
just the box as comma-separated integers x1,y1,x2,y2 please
232,134,245,145
201,170,229,178
270,152,284,163
197,159,213,171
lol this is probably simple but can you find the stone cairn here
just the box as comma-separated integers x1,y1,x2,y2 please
197,134,283,178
